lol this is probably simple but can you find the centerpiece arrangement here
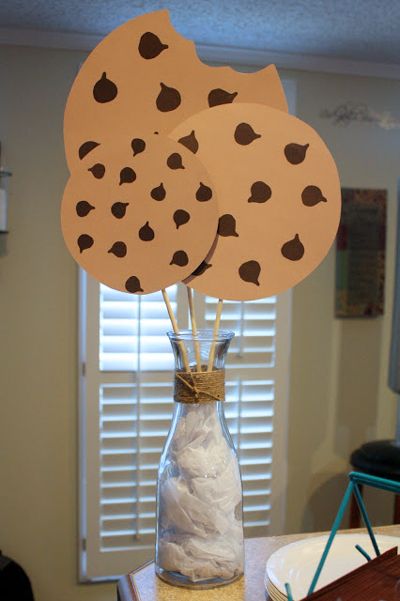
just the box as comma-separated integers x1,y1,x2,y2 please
61,9,341,589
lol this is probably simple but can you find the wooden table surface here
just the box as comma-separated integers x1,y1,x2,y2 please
117,525,400,601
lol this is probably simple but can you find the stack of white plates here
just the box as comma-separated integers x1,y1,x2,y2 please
264,533,400,600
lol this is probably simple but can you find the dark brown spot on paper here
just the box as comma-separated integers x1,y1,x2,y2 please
167,153,184,170
248,181,272,203
139,221,155,241
196,182,212,202
76,201,95,217
218,214,239,237
170,250,189,266
88,163,105,179
151,182,166,201
173,209,190,229
93,72,117,103
111,202,129,218
79,141,99,160
156,82,181,112
234,123,261,145
119,167,136,185
131,138,146,156
301,185,327,207
281,234,304,261
78,234,94,253
208,88,238,107
138,32,168,59
125,276,143,293
178,130,198,154
108,241,127,257
239,260,260,285
284,143,309,165
192,261,212,277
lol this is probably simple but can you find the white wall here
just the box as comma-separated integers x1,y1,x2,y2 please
0,44,399,601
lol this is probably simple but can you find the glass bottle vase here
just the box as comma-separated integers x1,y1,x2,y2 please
155,329,244,589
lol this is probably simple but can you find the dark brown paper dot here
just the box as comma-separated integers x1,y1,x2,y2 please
284,143,309,165
208,88,238,107
125,276,144,293
108,241,127,257
170,250,189,267
178,130,199,154
119,167,136,185
239,260,261,285
301,185,327,207
139,221,155,241
78,234,94,253
138,32,168,59
196,182,212,202
234,123,261,145
192,261,212,276
93,72,118,103
173,209,190,229
167,153,184,170
131,138,146,156
76,201,95,217
281,234,304,261
156,82,181,112
150,183,166,201
248,181,272,203
111,202,129,218
79,141,99,160
88,163,105,179
218,214,239,237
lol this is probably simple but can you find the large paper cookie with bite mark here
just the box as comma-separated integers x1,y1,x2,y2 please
170,103,341,301
64,9,288,172
61,134,218,294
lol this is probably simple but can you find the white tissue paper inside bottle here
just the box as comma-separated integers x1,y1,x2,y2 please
156,402,244,583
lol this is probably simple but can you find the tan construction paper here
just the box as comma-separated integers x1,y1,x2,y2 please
64,9,287,172
170,103,341,301
61,133,219,294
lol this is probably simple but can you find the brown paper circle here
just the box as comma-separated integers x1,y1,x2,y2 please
64,9,287,172
61,134,219,294
169,103,341,301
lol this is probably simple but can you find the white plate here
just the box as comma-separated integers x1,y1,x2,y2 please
265,533,400,600
266,578,287,601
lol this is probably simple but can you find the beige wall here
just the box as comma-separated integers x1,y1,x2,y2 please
0,44,399,601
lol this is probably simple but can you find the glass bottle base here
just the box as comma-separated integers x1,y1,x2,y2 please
155,566,243,589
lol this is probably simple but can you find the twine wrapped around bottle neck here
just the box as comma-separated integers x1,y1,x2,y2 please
174,368,225,403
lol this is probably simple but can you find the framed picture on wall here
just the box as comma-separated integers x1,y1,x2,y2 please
335,188,386,318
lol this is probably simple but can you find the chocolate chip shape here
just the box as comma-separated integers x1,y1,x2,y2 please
119,167,136,185
139,221,155,241
125,276,144,293
151,182,166,201
79,141,99,160
111,202,129,218
131,138,146,156
93,72,118,103
195,182,212,202
167,153,184,170
78,234,94,253
239,260,261,286
178,130,198,154
281,234,304,261
248,181,272,203
284,143,309,165
170,250,189,267
234,123,261,145
173,209,190,229
218,214,239,237
208,88,238,107
156,82,181,112
108,241,127,257
76,200,95,217
191,261,212,276
138,31,168,59
88,163,105,179
301,185,327,207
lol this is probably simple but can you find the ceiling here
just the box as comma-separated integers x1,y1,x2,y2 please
0,0,399,65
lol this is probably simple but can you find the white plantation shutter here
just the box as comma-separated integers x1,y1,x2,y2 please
79,271,291,580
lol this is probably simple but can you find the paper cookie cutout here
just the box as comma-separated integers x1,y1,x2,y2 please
170,103,341,301
64,9,288,172
61,134,219,294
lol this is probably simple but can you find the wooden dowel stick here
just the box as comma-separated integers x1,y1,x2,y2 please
207,298,223,372
187,287,201,371
162,288,190,372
